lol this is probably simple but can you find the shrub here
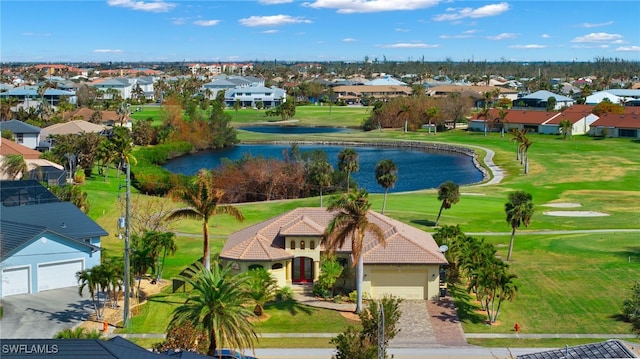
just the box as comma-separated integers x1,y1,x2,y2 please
73,168,85,184
276,286,293,301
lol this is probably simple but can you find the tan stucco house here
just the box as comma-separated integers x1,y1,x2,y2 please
220,207,448,300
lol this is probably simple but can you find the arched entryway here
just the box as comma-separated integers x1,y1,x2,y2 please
292,257,313,283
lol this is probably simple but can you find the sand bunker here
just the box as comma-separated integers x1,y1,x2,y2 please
543,202,582,208
543,210,609,217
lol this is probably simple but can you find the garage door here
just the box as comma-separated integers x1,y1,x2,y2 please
37,260,83,292
371,269,428,300
2,266,30,297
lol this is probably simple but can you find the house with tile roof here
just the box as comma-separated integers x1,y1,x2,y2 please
468,105,597,135
0,139,65,183
220,207,448,300
0,120,42,149
0,180,107,298
589,107,640,139
332,85,413,104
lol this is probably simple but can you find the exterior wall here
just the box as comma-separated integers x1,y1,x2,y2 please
13,133,40,149
0,233,99,297
225,260,291,288
362,264,441,300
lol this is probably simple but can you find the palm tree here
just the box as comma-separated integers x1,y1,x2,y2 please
434,181,460,227
147,231,177,281
76,267,106,321
375,159,398,214
520,135,533,174
309,160,333,207
324,189,386,313
337,148,359,192
167,169,244,270
245,267,278,317
116,101,131,127
559,119,572,140
510,128,526,161
169,261,257,356
0,154,28,179
505,191,534,261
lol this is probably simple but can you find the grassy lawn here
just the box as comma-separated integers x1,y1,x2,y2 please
82,105,640,348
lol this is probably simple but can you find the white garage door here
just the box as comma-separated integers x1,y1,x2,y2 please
37,260,83,292
371,270,428,300
2,266,30,297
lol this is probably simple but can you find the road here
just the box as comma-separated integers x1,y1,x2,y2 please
251,347,554,359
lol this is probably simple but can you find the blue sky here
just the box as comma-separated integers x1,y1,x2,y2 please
2,0,639,63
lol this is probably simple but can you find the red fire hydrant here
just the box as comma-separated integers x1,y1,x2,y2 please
103,321,109,333
514,322,520,333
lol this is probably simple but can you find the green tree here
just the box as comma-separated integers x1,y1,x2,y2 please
76,267,105,321
337,148,359,192
546,96,557,111
375,159,398,214
316,255,344,297
324,189,385,313
309,160,334,207
245,267,278,317
169,261,257,356
234,99,241,117
278,100,296,121
116,101,131,127
505,191,534,261
0,154,28,179
167,169,244,270
622,281,640,334
138,230,177,281
559,119,572,139
434,181,460,227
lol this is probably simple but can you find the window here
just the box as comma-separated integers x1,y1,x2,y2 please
300,241,305,250
272,263,283,270
310,241,316,250
16,133,24,143
290,240,295,250
248,264,264,270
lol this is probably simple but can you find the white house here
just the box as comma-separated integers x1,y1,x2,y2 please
0,120,41,149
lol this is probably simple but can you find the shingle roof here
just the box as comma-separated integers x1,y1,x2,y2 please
220,207,448,265
516,339,638,359
41,120,105,137
0,119,41,134
1,201,108,241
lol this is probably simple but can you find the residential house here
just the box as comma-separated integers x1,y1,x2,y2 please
0,86,76,106
0,180,107,298
332,85,412,104
540,104,597,135
224,85,286,108
91,78,132,100
365,75,407,86
589,107,640,139
0,139,65,184
426,85,519,104
516,339,638,359
586,91,626,105
220,207,448,300
512,90,575,110
0,120,41,149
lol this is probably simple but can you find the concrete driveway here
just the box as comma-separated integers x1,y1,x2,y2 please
0,287,93,339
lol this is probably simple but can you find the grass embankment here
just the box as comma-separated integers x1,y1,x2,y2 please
87,105,640,348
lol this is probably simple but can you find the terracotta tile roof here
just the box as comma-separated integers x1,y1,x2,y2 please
0,139,41,159
220,207,447,265
41,120,105,137
470,108,560,125
591,111,640,129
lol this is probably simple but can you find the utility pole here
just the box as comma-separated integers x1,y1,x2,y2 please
123,163,131,328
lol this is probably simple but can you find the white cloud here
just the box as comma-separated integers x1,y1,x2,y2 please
304,0,439,14
93,49,124,53
343,38,358,42
571,32,623,43
541,34,550,39
107,0,175,13
433,2,509,21
571,44,610,49
487,33,517,40
440,29,478,39
239,15,312,27
193,20,220,26
22,32,51,37
379,42,439,48
395,28,410,32
616,45,640,52
172,17,186,25
508,44,546,49
259,0,293,3
263,29,280,34
579,21,613,28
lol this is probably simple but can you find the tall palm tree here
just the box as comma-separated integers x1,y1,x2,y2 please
505,191,534,261
169,261,257,356
167,169,244,270
337,148,359,192
520,135,533,174
309,160,333,207
434,181,460,227
76,267,105,321
375,159,398,214
510,128,526,161
324,189,386,313
146,231,177,281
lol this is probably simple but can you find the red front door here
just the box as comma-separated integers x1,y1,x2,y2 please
292,257,313,283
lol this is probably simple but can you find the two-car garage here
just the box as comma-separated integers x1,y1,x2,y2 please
2,260,84,297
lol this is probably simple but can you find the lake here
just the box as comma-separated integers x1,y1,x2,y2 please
163,143,484,193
